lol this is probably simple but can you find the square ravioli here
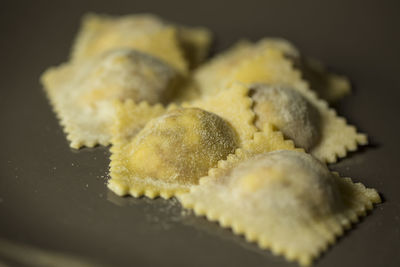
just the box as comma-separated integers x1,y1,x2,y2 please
178,150,381,266
42,49,179,148
109,107,239,198
227,49,366,163
194,38,350,102
108,83,298,198
72,13,212,72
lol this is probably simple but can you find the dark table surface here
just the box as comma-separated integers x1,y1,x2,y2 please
0,1,399,266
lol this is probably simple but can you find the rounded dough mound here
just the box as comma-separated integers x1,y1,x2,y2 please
231,150,343,218
73,14,165,61
80,49,177,106
128,108,238,185
251,84,321,150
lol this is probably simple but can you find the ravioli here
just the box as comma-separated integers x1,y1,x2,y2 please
178,150,381,266
228,49,367,163
108,108,238,198
108,83,264,198
72,13,212,72
41,49,178,148
194,38,350,102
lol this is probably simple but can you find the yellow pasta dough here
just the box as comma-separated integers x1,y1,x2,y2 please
194,38,350,102
39,14,379,267
108,107,238,198
182,83,257,145
228,49,366,162
110,82,258,147
42,49,178,148
108,117,298,199
251,38,351,102
193,40,253,96
72,13,212,72
108,83,264,198
41,13,214,148
178,150,380,266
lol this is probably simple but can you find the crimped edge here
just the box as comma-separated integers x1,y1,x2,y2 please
228,49,368,163
178,148,381,266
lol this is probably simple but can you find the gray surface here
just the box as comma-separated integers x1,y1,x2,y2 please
0,1,399,266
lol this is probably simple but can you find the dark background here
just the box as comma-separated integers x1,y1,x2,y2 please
0,1,399,266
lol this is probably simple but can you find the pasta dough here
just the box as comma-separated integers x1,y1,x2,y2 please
252,38,351,102
193,40,253,96
251,84,321,150
110,82,258,148
41,49,178,148
194,38,350,102
40,13,379,266
41,13,213,148
227,49,367,163
108,107,238,198
108,83,265,198
182,82,257,145
178,150,380,266
72,13,212,72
